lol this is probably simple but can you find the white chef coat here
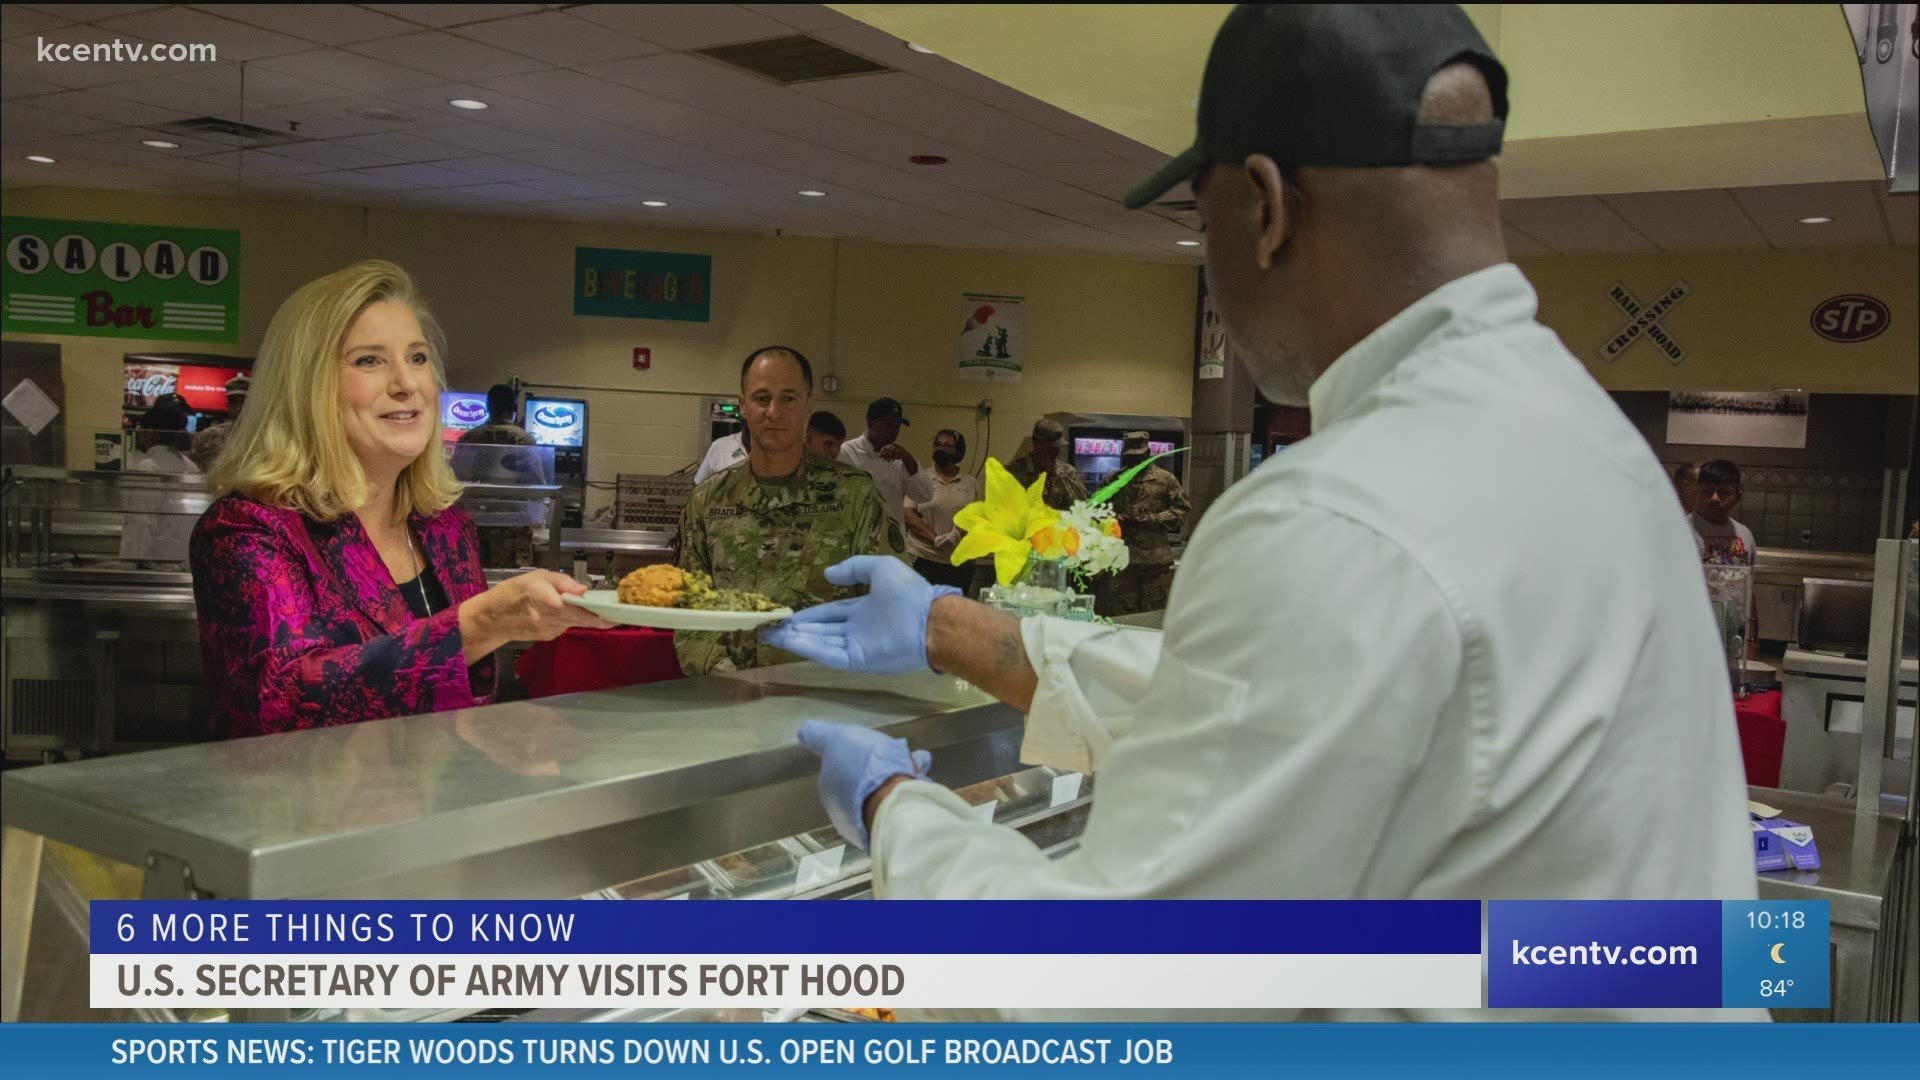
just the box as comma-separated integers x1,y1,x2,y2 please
118,444,201,563
693,432,746,485
870,264,1761,1021
839,433,933,542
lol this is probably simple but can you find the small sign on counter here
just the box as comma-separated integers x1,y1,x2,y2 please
1050,772,1084,808
794,845,846,892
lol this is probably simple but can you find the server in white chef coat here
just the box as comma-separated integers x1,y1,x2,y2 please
692,428,747,485
764,4,1758,1020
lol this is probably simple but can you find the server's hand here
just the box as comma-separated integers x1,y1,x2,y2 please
760,556,959,674
796,719,932,849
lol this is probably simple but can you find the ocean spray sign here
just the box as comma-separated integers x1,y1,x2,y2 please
3,217,239,343
574,247,710,322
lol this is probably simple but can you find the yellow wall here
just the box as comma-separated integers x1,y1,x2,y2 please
1,187,1199,514
1515,247,1918,394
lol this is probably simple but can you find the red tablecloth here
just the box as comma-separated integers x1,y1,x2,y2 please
1734,689,1785,788
515,627,683,698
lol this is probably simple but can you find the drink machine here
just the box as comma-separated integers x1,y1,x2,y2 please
523,395,588,526
1046,411,1189,490
439,390,489,443
700,396,744,456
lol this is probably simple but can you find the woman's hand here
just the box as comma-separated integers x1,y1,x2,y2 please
459,570,613,663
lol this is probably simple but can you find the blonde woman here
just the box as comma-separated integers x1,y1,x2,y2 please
190,260,609,738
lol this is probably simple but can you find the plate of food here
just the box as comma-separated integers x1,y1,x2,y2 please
565,564,792,631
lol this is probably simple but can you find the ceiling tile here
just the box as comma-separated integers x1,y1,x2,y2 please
370,82,546,121
355,162,482,187
1599,189,1766,251
19,5,165,21
2,71,66,99
1501,224,1554,256
98,8,315,60
594,167,722,196
90,73,242,116
166,64,344,107
579,51,773,102
336,131,475,162
454,10,661,66
569,5,790,50
2,6,72,39
515,175,639,199
408,120,559,155
255,48,446,94
794,71,964,124
111,128,230,155
434,154,569,183
740,4,857,31
905,157,1048,193
1733,181,1889,248
252,100,398,140
673,124,818,162
303,168,416,192
503,146,638,176
1025,153,1152,187
261,141,398,170
1499,196,1657,254
2,100,117,137
28,88,192,127
428,181,570,203
194,148,335,176
585,131,725,168
360,5,546,29
201,5,420,46
349,31,550,81
698,85,857,129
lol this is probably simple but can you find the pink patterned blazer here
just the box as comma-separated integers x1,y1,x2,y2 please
190,495,494,738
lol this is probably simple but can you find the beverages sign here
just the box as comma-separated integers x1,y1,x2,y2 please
3,216,240,343
574,248,710,322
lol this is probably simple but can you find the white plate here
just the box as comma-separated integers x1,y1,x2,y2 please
564,590,792,631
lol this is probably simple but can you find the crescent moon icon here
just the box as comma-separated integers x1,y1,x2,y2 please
1770,943,1787,964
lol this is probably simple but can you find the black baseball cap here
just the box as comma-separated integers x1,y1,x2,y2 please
866,396,909,425
1125,4,1508,210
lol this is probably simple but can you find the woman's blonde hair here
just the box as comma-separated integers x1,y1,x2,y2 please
210,260,462,522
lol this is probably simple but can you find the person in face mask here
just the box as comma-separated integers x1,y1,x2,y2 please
903,428,981,591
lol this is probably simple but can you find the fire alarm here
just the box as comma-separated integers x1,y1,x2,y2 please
633,347,651,370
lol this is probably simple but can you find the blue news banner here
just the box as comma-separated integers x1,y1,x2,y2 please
9,899,1896,1077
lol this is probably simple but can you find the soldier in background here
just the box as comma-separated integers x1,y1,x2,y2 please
1004,418,1087,510
1104,431,1191,617
675,346,900,676
188,373,249,470
459,384,539,569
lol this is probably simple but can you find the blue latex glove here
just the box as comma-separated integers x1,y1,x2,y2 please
797,719,933,849
759,556,960,674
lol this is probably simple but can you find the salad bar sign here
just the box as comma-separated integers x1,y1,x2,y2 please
3,216,240,343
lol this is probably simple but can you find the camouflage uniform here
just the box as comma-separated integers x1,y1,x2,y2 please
674,452,902,676
1004,453,1088,511
1103,457,1190,617
458,422,539,569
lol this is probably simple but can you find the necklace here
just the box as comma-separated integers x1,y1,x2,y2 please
403,527,430,617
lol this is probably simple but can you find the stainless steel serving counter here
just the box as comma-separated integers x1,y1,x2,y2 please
0,663,1023,901
1750,786,1913,1021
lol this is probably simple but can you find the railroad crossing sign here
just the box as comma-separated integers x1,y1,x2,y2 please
1600,280,1690,364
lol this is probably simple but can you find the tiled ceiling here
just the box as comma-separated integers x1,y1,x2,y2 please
2,4,1913,264
1500,182,1917,255
0,3,1196,262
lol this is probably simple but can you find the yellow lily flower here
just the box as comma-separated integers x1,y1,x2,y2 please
951,458,1060,585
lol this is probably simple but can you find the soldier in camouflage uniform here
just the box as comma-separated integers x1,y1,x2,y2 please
457,385,540,569
1104,431,1191,617
975,418,1090,597
674,346,904,676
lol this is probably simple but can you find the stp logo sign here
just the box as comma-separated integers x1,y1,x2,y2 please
1810,294,1890,343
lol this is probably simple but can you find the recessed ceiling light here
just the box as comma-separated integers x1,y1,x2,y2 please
798,189,827,197
1773,387,1805,393
448,98,489,111
1797,215,1832,225
1176,239,1201,246
25,155,55,164
141,139,180,149
905,42,936,55
642,200,667,207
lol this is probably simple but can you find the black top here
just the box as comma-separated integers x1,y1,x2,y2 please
396,564,450,620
